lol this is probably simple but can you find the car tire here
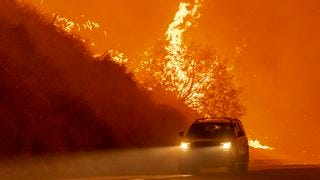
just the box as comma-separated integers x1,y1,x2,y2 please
228,153,248,174
239,162,248,174
239,152,249,174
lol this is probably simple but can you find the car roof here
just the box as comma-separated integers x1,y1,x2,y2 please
194,118,240,124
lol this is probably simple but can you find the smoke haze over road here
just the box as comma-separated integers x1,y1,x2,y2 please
25,0,320,162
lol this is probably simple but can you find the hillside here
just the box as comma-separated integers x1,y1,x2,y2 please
0,1,187,156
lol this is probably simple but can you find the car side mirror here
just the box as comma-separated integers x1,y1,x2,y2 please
178,131,185,137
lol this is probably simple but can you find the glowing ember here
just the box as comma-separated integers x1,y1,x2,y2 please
106,49,129,65
52,13,105,34
249,139,273,150
38,0,107,39
51,13,108,53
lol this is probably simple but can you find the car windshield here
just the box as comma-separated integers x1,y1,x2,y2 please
187,122,235,138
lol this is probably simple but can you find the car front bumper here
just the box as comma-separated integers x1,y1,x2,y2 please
178,147,235,168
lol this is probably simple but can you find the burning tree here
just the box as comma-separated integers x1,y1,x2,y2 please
134,0,246,118
135,41,245,118
50,0,246,118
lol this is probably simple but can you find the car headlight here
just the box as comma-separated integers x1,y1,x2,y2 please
220,142,232,150
180,142,190,151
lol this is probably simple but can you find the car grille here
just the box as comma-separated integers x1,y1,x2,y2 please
191,141,220,148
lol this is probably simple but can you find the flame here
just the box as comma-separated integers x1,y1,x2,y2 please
165,0,203,83
52,13,103,34
35,0,275,152
106,49,129,65
249,139,273,150
51,13,108,53
164,0,208,109
165,1,274,151
37,1,107,39
51,11,128,65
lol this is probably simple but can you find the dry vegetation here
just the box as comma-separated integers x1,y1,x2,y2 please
0,1,189,156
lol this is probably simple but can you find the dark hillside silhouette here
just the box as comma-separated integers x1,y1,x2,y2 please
0,1,186,156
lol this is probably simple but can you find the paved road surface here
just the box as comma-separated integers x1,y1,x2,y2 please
0,147,319,179
68,165,320,180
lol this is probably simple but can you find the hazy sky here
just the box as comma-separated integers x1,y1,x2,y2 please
26,0,320,159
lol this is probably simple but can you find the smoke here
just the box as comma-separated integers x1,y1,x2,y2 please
0,1,187,156
196,0,320,161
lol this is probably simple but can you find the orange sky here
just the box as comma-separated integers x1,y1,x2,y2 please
26,0,320,160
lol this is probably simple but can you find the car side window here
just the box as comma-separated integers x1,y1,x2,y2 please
235,122,244,137
237,122,245,135
234,123,241,137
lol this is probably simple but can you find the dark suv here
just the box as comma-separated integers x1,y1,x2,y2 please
178,118,249,174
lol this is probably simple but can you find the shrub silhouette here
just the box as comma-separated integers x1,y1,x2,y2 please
0,1,186,156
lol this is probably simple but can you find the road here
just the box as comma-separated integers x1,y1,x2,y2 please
0,147,319,179
70,165,320,180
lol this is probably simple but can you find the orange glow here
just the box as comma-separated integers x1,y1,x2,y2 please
165,0,203,64
106,49,129,65
128,0,245,119
164,0,206,105
25,0,320,162
49,0,272,152
53,14,104,34
249,139,273,150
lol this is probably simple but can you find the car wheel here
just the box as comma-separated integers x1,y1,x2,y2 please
228,154,248,174
238,162,248,174
239,152,249,174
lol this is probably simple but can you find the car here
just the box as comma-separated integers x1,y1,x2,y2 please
178,118,249,174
